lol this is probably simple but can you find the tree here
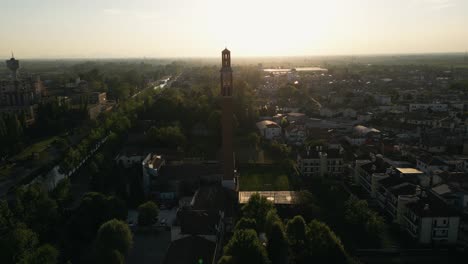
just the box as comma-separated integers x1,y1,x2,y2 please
95,219,133,256
234,218,257,232
292,190,321,220
137,201,159,226
66,193,127,246
19,244,59,264
50,178,72,209
220,229,270,264
304,220,350,264
286,216,307,263
146,125,186,148
0,226,38,263
14,184,59,239
0,200,14,235
286,216,307,243
267,222,288,264
247,132,260,149
96,250,125,264
266,141,291,161
112,82,132,101
264,210,281,238
241,193,275,232
344,197,384,243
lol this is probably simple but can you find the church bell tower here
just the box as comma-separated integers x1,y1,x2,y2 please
220,48,235,189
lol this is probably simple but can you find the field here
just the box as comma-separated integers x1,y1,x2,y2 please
238,165,291,191
12,136,59,161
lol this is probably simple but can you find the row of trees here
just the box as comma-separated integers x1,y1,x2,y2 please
59,102,133,174
74,62,182,101
0,182,71,264
219,194,355,264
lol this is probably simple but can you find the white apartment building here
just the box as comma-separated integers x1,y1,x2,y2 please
297,147,343,177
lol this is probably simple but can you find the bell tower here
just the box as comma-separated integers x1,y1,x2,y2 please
220,48,235,189
221,49,232,96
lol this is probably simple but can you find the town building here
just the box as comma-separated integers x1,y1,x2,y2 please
399,191,460,244
284,123,306,146
256,120,282,140
297,147,344,177
142,154,165,196
1,56,44,124
409,103,448,112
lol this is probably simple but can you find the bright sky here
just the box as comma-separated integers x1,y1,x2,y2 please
1,0,467,58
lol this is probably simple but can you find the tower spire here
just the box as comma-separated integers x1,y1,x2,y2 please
220,48,235,189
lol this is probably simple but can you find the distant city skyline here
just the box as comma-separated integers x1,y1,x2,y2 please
1,0,467,58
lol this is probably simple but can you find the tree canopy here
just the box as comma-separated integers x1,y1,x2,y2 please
234,218,257,232
241,193,275,232
95,219,133,257
344,197,385,243
220,229,270,264
137,201,159,226
266,222,288,264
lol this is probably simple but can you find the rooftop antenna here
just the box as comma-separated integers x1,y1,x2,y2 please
11,51,14,58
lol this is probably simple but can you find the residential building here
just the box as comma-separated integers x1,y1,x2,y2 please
346,125,380,146
1,56,44,124
142,154,165,196
256,120,282,140
297,147,343,177
409,103,448,112
399,191,459,244
416,155,449,174
284,123,306,145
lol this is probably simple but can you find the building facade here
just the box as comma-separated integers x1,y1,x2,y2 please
297,147,344,177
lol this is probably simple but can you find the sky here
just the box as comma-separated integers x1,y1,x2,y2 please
0,0,467,58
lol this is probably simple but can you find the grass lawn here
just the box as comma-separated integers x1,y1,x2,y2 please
12,136,59,161
239,165,290,191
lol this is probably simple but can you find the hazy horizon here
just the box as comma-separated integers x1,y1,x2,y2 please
1,0,468,59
